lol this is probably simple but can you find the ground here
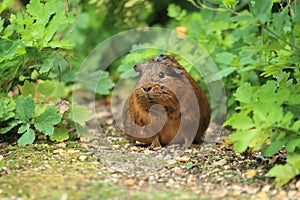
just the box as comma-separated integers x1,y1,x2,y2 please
0,104,300,200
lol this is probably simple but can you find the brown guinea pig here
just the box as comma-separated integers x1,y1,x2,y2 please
122,54,211,148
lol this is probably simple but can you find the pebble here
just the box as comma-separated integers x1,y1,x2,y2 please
78,155,87,161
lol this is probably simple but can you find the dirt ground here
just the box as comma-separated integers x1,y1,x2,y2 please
1,103,300,200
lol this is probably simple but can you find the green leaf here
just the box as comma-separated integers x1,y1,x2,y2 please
0,17,4,33
48,40,74,49
34,106,62,135
233,82,252,104
223,0,237,7
286,138,300,153
0,0,14,13
39,58,55,74
0,120,20,134
267,164,296,188
18,123,30,134
71,105,92,126
37,80,56,96
224,113,254,130
0,97,16,121
186,162,199,169
263,139,286,157
287,153,300,170
167,4,187,20
17,128,35,146
215,52,237,65
50,125,69,142
15,95,35,123
96,77,115,95
75,123,96,139
229,129,259,152
52,82,68,98
21,80,36,97
251,0,273,23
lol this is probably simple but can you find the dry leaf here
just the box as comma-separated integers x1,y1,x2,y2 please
245,169,256,179
123,179,138,186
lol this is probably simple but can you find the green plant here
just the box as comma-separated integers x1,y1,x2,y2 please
167,0,300,188
0,0,96,145
0,0,76,92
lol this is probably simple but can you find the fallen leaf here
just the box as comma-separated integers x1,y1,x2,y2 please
245,169,256,179
123,179,138,186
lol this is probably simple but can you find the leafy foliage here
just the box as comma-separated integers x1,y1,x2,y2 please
164,0,300,188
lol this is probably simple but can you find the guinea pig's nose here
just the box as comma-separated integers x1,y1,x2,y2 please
142,85,152,93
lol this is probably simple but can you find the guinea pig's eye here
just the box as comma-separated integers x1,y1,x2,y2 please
158,72,165,78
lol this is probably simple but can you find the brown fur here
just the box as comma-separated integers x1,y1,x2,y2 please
122,55,211,148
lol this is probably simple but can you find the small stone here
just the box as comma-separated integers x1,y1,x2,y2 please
78,155,87,161
223,165,231,170
106,118,114,125
53,149,65,154
257,192,268,200
296,180,300,189
261,185,271,192
167,159,177,165
176,156,191,162
174,167,184,175
212,159,226,166
148,175,155,182
55,143,67,148
212,168,220,173
288,190,297,199
276,191,287,200
112,145,120,149
66,150,80,154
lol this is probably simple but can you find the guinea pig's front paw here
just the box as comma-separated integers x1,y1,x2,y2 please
150,135,162,150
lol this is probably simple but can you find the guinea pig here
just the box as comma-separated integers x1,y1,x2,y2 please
122,54,211,148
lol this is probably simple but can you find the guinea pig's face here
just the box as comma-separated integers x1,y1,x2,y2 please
133,56,184,106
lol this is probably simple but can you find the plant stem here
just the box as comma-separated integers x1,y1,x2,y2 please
261,23,300,52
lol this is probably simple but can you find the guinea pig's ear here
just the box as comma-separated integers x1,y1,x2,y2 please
166,65,184,77
133,63,144,73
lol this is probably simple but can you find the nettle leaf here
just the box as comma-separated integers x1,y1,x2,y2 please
229,129,259,152
15,95,35,123
17,128,35,146
50,125,69,142
21,80,36,97
267,164,296,188
71,105,92,126
34,106,62,135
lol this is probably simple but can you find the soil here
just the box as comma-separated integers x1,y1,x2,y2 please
1,103,300,200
